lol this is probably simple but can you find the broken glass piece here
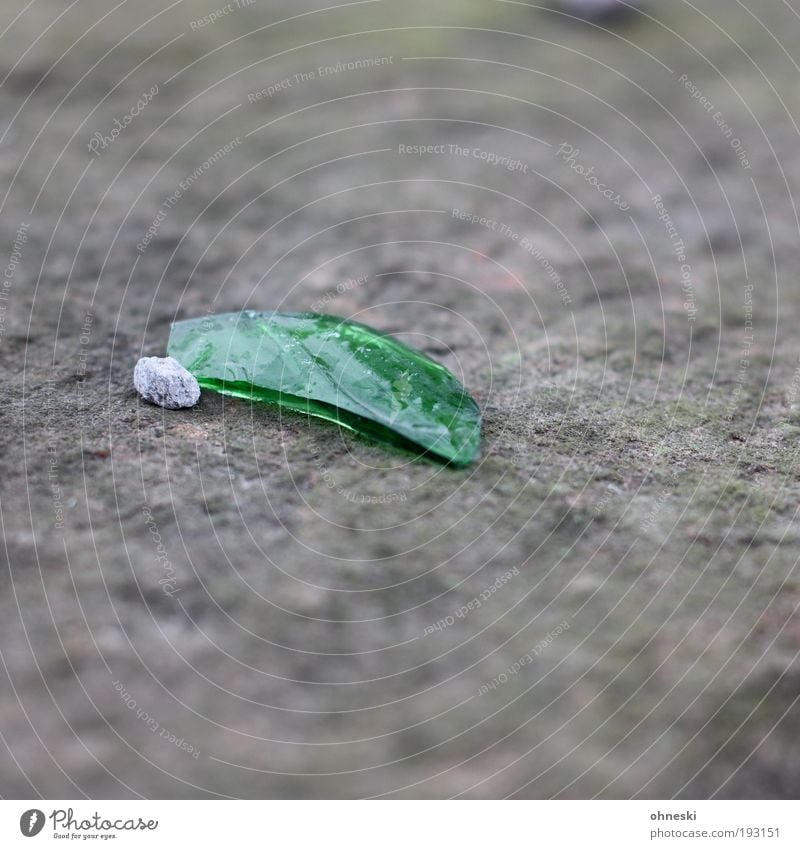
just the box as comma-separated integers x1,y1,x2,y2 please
167,311,481,466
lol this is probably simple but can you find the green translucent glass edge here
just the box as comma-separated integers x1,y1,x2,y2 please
195,378,480,467
168,311,482,466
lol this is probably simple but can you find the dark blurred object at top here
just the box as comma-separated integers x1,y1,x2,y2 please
557,0,644,23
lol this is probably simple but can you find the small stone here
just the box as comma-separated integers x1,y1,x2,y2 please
134,356,200,409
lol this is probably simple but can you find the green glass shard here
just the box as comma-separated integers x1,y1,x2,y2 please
167,311,481,466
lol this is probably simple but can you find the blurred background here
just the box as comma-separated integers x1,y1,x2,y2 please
1,0,800,798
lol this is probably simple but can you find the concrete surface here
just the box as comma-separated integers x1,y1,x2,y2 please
1,0,800,798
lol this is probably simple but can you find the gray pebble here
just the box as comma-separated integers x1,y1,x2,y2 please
134,356,200,409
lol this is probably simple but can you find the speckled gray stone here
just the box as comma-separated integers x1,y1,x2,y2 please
133,356,200,409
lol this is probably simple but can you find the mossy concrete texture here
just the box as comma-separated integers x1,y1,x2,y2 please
1,0,800,797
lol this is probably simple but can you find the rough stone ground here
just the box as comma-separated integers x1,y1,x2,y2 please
1,0,800,798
